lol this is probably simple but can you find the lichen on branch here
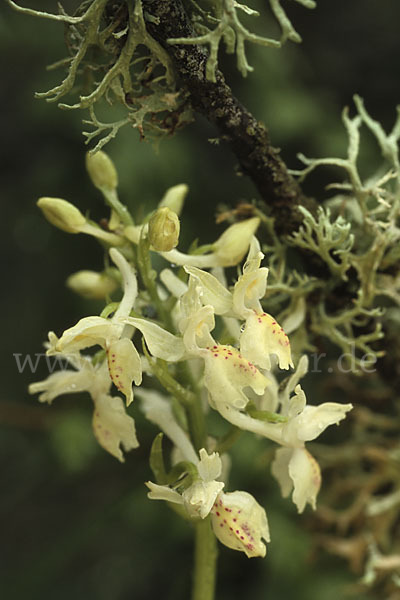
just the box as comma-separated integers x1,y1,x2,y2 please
7,0,192,150
8,0,316,228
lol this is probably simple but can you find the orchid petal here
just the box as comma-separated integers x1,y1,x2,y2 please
93,394,139,462
182,305,216,353
281,296,306,334
184,266,233,315
232,268,268,318
271,447,293,498
123,317,185,361
160,268,188,298
55,316,114,354
240,312,293,370
183,480,224,519
202,345,268,410
198,448,223,482
109,248,138,321
28,368,90,403
146,481,184,504
243,237,264,272
212,218,260,267
178,278,205,331
138,389,198,465
293,398,353,442
271,446,322,513
107,338,142,406
289,448,321,513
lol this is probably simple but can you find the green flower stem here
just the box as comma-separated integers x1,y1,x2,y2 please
192,517,218,600
216,426,242,454
186,392,207,452
100,302,120,319
81,222,124,245
145,353,195,408
101,188,135,226
143,346,206,453
174,361,207,451
137,233,175,331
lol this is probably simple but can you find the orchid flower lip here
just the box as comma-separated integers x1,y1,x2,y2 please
29,345,139,461
210,490,270,558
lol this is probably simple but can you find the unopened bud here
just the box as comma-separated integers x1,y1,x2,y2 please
66,270,118,300
158,184,188,216
213,217,260,266
37,197,86,233
85,150,118,191
148,207,180,252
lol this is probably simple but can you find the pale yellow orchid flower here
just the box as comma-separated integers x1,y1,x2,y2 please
145,448,225,520
52,248,142,405
29,355,138,462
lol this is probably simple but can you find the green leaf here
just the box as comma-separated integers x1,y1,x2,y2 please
149,432,168,484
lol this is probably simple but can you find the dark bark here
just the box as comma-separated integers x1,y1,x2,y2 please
144,0,316,235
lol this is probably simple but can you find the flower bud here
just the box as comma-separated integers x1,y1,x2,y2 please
85,150,118,191
148,207,180,252
37,197,86,233
213,217,260,267
66,270,118,300
158,184,188,216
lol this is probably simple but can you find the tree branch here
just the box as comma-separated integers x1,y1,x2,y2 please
144,0,316,235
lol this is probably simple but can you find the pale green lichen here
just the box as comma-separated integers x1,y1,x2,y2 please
245,96,400,371
269,0,316,44
7,0,316,146
292,98,400,229
168,0,281,81
168,0,316,80
282,97,400,369
311,293,385,369
288,206,354,280
7,0,190,150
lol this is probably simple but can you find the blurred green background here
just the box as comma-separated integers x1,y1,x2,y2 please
1,1,399,598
